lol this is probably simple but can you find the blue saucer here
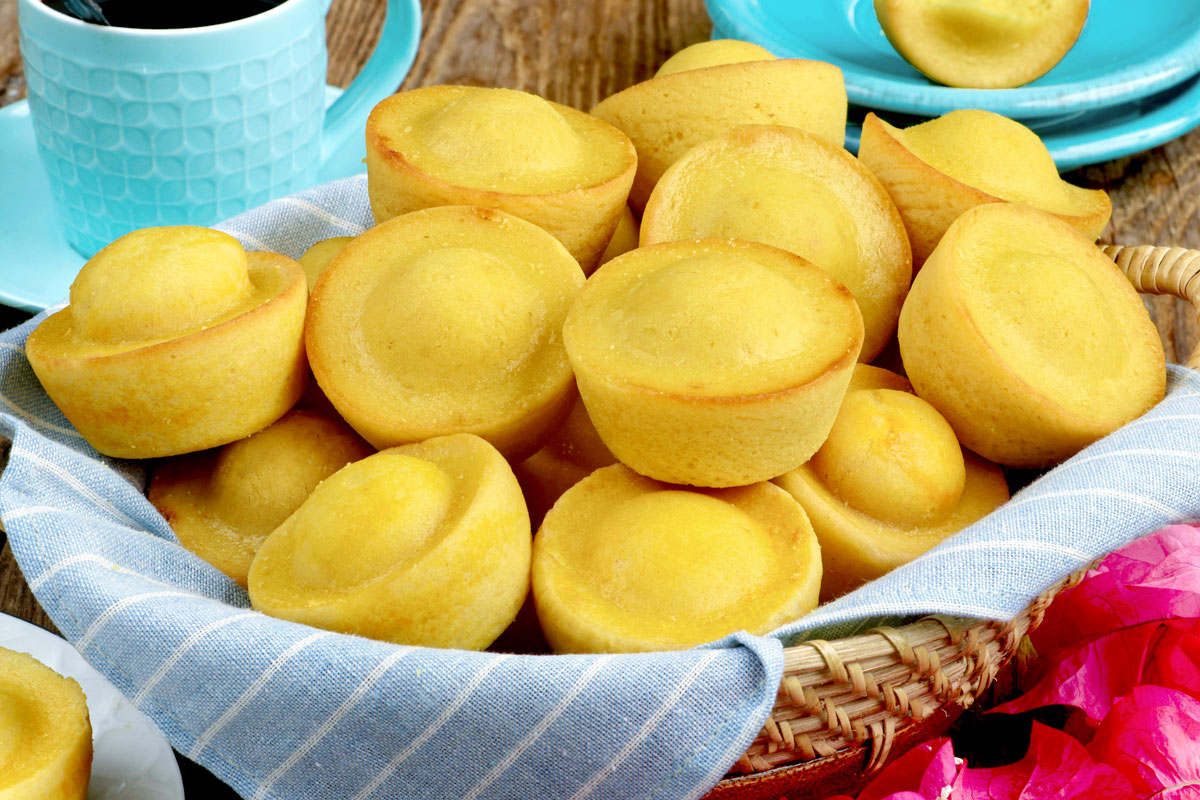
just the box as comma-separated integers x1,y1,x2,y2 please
707,0,1200,118
842,72,1200,171
0,87,365,312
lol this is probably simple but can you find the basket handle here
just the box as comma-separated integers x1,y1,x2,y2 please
1104,244,1200,370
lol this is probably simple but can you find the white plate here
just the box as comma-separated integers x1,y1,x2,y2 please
0,613,184,800
706,0,1200,118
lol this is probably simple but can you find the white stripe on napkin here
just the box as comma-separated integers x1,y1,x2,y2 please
13,446,142,527
133,612,258,706
233,230,272,252
188,631,331,760
350,655,513,800
1003,487,1186,519
1160,389,1200,403
1121,413,1200,432
3,504,68,524
78,590,197,650
927,539,1091,563
1053,448,1200,474
461,656,615,800
0,400,86,439
253,646,415,800
570,651,721,800
278,197,369,233
29,553,168,592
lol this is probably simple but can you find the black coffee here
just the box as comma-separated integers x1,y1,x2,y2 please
44,0,285,28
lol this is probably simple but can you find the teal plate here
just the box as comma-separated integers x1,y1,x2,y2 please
840,71,1200,171
0,87,367,312
707,0,1200,118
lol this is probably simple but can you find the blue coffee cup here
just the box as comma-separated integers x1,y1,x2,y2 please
17,0,419,257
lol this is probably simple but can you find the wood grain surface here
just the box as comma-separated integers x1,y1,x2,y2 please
0,0,1198,795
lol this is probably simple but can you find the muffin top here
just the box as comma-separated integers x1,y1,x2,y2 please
367,85,636,196
641,125,911,362
534,463,821,651
814,388,966,526
150,409,374,586
564,238,863,397
37,226,300,358
248,433,530,650
946,204,1162,419
883,110,1109,218
653,39,774,77
306,205,585,451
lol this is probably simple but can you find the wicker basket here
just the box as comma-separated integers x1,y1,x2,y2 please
710,243,1200,798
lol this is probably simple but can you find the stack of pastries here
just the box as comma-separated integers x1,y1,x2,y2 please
26,40,1165,655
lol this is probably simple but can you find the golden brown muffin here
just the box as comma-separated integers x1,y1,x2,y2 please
150,410,374,587
563,238,863,488
858,110,1111,268
366,86,636,272
775,372,1009,600
654,39,774,77
513,398,618,526
292,370,342,421
0,646,92,800
596,206,639,269
592,51,846,211
875,0,1089,89
294,236,356,416
306,206,585,460
898,203,1165,468
847,362,912,393
26,227,307,459
533,463,821,653
298,236,353,293
249,434,531,649
642,124,911,362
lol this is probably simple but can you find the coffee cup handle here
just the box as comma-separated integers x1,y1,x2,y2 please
320,0,421,163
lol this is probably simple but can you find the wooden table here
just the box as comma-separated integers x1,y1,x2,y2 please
0,0,1198,796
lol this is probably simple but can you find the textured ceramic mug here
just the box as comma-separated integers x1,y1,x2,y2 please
17,0,418,257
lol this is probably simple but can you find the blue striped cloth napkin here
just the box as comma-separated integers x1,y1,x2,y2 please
3,174,1200,799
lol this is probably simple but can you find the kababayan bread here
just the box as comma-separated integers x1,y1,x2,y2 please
563,238,863,487
297,236,353,292
592,41,846,211
150,410,374,587
366,85,636,272
305,206,585,460
26,226,307,458
875,0,1089,89
597,206,639,267
248,434,531,649
858,110,1111,268
898,203,1165,468
642,124,911,362
513,398,617,526
846,362,913,394
653,39,774,77
532,463,821,653
0,646,92,800
775,366,1009,600
294,236,355,417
